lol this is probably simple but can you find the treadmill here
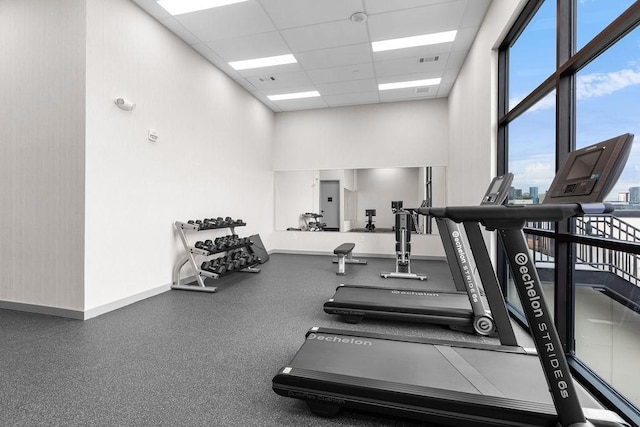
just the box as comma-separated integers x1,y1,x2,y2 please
273,133,634,427
324,174,518,340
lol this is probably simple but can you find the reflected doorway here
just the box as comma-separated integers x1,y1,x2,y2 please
320,180,340,231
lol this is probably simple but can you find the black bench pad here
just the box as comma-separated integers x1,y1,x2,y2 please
334,243,355,255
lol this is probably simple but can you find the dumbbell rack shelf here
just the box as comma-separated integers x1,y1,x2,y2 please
172,220,260,293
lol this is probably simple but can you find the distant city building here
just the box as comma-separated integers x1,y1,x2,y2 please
619,192,630,202
630,187,640,204
529,187,539,204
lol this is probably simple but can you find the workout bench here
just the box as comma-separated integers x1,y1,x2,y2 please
332,243,367,275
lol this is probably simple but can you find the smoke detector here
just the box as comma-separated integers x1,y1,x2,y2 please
350,12,367,23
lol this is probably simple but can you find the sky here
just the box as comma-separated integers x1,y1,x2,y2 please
507,0,639,201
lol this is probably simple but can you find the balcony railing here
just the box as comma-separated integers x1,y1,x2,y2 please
526,215,640,287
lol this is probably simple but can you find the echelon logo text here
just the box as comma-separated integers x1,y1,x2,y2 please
308,333,372,346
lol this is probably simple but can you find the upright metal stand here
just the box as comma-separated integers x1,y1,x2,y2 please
171,220,260,293
381,210,427,280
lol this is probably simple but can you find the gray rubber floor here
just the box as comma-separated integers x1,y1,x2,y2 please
1,254,508,426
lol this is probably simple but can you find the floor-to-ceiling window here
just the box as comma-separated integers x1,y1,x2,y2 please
498,1,640,423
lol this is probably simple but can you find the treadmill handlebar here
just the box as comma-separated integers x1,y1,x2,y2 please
419,202,613,224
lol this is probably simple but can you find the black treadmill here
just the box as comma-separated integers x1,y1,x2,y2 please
324,174,518,340
273,133,634,427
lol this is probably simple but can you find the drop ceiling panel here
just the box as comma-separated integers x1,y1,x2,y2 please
246,71,314,90
371,43,453,62
461,0,491,28
205,31,291,62
324,91,380,107
133,0,492,112
235,62,303,78
451,27,481,52
367,1,467,41
374,53,449,78
280,19,370,52
174,2,275,42
295,43,373,70
307,63,376,85
379,87,437,102
316,78,378,96
377,72,444,86
443,50,467,72
159,17,200,45
271,97,329,111
363,0,450,15
260,0,365,29
191,43,243,80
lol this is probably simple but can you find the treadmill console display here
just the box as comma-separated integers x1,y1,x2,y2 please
481,173,514,205
544,133,634,204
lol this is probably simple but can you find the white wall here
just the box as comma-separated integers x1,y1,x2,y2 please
84,0,274,313
447,0,526,205
356,168,420,229
447,0,526,257
272,99,449,258
275,170,317,230
0,0,86,312
274,99,449,170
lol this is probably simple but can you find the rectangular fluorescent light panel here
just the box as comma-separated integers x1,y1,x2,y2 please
372,30,457,52
157,0,249,16
229,54,297,71
267,91,320,101
379,78,441,91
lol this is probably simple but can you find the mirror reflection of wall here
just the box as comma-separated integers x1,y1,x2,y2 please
275,166,445,234
355,168,420,232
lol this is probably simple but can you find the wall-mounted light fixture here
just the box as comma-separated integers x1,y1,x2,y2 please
114,97,136,111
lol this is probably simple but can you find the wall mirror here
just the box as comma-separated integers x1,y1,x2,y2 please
274,166,445,235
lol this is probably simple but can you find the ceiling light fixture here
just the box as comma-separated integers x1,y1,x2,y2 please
379,78,441,91
229,54,297,71
157,0,249,16
372,30,457,52
267,91,321,101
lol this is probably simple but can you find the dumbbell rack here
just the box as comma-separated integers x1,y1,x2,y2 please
172,219,260,293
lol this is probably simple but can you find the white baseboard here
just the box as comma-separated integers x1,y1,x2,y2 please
83,282,172,320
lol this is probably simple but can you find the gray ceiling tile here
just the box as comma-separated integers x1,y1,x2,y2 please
374,53,449,78
317,79,378,96
174,1,275,42
324,91,380,107
260,0,365,29
367,1,467,42
281,19,370,52
296,44,373,70
363,0,451,15
132,0,491,112
205,31,291,62
159,17,200,45
307,63,376,84
271,97,329,111
246,71,314,90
